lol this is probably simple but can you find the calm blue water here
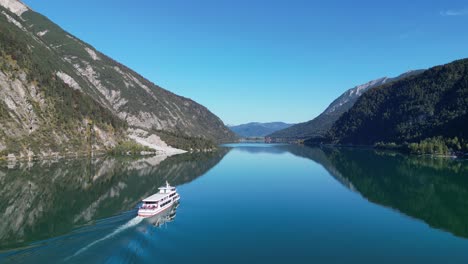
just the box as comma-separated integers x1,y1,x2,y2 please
1,144,468,263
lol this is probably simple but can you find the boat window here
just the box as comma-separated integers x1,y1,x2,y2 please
160,200,171,207
142,203,158,209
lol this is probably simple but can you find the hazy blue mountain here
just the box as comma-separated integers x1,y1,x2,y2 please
269,70,425,141
229,122,294,137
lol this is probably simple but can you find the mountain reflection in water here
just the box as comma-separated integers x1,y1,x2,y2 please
1,144,468,263
285,145,468,239
0,150,228,251
227,143,468,239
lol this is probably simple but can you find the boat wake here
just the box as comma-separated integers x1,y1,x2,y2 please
65,216,145,261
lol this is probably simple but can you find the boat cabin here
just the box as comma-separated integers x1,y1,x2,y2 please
140,181,176,209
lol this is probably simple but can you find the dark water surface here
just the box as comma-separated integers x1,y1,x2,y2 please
1,144,468,263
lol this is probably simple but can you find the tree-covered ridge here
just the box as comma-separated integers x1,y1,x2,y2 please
269,70,424,141
0,4,235,157
328,59,468,148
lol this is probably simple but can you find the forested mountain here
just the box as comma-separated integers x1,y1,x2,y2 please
269,70,424,141
0,1,236,159
229,122,293,138
326,58,468,150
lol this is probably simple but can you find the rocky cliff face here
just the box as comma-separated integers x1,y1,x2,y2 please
323,77,390,116
0,1,236,158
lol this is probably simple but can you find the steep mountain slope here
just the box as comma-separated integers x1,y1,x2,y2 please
269,70,424,141
229,122,293,137
327,58,468,146
0,1,236,158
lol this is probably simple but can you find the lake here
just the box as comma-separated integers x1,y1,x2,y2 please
1,143,468,263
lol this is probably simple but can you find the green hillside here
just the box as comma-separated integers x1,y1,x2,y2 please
269,70,424,141
326,59,468,153
0,4,235,158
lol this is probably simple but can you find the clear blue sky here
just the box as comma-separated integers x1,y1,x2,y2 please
23,0,468,125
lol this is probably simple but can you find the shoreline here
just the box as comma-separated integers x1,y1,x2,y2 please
0,145,221,165
0,149,165,165
302,142,468,159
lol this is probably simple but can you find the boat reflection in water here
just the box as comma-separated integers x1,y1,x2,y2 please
145,202,178,228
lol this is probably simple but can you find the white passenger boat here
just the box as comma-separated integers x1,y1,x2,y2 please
138,181,180,217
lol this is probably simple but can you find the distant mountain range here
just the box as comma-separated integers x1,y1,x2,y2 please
269,70,425,140
229,122,294,138
0,1,236,158
326,58,468,146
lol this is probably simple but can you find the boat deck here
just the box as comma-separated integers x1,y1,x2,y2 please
143,193,171,202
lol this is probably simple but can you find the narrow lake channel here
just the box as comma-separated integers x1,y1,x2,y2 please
1,143,468,263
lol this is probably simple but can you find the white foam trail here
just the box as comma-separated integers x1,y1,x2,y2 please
66,216,144,260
